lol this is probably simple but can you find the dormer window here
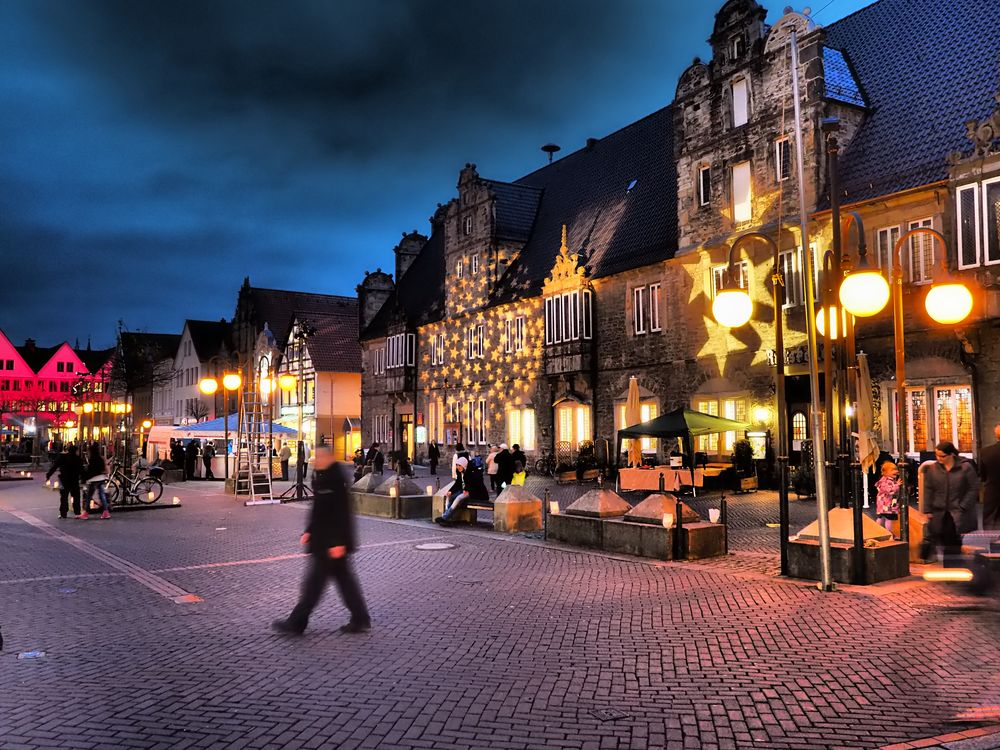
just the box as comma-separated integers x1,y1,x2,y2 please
731,77,749,127
730,33,746,60
463,215,473,236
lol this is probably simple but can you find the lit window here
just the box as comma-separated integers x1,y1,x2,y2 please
908,218,934,284
617,401,659,451
694,399,719,454
731,78,749,127
556,403,591,451
775,138,791,182
698,166,711,207
732,160,752,224
507,407,536,452
712,261,749,297
721,397,747,453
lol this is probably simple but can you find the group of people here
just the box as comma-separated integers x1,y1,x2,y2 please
45,442,111,520
435,442,527,525
167,438,216,481
871,424,1000,565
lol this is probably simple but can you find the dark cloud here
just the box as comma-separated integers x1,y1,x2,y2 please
0,0,871,347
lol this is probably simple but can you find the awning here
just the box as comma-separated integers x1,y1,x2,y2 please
618,407,749,439
343,417,361,431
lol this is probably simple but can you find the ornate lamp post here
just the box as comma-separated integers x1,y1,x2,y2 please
198,371,241,480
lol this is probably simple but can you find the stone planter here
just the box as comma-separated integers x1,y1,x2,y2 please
351,491,433,519
602,520,673,559
493,485,542,533
546,513,607,549
680,522,727,560
787,539,910,584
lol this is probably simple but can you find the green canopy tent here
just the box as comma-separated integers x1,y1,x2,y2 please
616,407,751,494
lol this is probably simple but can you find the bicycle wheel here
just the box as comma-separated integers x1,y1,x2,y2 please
106,478,122,505
534,458,548,475
136,477,163,504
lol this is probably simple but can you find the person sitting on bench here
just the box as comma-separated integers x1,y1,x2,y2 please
436,456,489,525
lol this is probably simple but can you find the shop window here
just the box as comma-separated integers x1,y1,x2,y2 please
617,402,658,451
506,408,536,451
556,403,591,451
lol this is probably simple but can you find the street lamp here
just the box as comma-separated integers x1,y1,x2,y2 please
199,371,242,480
712,231,799,578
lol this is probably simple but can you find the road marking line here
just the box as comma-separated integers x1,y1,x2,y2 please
0,572,127,585
2,509,202,604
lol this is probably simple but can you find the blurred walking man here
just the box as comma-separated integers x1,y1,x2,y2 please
273,446,371,635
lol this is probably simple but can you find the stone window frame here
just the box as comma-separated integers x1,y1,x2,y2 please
698,165,712,207
730,76,750,128
956,177,1000,270
731,160,753,225
729,33,747,61
774,137,791,182
907,217,935,285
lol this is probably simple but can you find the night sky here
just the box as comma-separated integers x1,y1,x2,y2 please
0,0,871,349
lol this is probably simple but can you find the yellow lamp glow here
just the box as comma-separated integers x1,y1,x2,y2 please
278,373,296,391
65,420,75,428
199,378,219,395
712,289,753,328
753,405,772,424
815,305,849,340
925,282,973,325
126,404,133,413
222,373,242,391
82,402,94,414
839,269,890,317
141,419,152,430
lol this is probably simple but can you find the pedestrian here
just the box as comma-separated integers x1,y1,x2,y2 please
272,446,371,635
397,453,412,477
170,438,184,469
184,439,198,481
511,460,526,486
918,441,980,563
874,460,901,536
494,443,514,495
81,443,111,520
279,440,291,481
485,444,500,493
511,444,526,474
980,423,1000,531
436,455,489,525
46,444,84,519
203,441,216,479
428,440,440,476
452,442,470,478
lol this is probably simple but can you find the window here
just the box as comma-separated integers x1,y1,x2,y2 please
731,78,749,127
457,258,464,279
779,249,802,308
730,33,746,59
712,261,749,297
477,398,487,444
875,226,901,274
373,347,386,375
732,161,752,224
633,286,647,335
66,363,73,373
544,290,592,345
775,138,791,182
721,397,747,453
57,362,64,373
506,407,536,451
471,254,480,275
4,360,12,370
908,218,934,284
694,399,719,454
617,402,659,451
649,283,661,332
514,316,524,352
373,414,391,445
792,412,808,442
984,178,1000,266
428,400,444,443
431,332,446,366
466,325,484,360
504,317,525,353
556,403,591,451
463,216,473,236
0,380,7,391
935,386,974,452
954,179,1000,269
957,184,980,269
698,166,711,207
384,333,414,369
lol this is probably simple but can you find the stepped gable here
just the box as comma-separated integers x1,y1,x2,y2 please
625,493,701,526
564,488,632,518
824,0,1000,203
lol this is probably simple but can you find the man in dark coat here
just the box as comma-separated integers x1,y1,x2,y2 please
511,444,527,474
170,438,185,468
493,443,514,495
428,440,440,475
184,439,199,481
273,446,370,635
981,423,1000,531
46,444,84,518
919,441,980,561
202,441,216,480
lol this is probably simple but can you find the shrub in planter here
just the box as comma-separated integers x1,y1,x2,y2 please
790,464,815,497
730,439,755,476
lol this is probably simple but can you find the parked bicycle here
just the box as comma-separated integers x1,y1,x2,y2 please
105,459,164,506
534,451,557,477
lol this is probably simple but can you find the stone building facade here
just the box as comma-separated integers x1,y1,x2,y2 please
359,0,1000,472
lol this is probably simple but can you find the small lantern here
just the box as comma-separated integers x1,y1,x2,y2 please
662,513,674,529
549,501,559,516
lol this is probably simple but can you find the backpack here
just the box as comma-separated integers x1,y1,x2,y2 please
470,455,485,471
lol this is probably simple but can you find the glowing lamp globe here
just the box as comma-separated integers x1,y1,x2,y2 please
712,289,753,328
65,420,75,428
222,373,242,391
925,282,973,325
815,305,848,340
259,376,275,396
199,378,219,395
752,405,772,424
278,373,297,391
839,269,889,317
141,419,152,430
82,402,94,414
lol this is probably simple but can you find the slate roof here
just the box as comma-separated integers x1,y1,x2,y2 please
75,347,115,375
484,180,543,243
298,311,362,373
491,106,677,304
363,228,445,339
822,47,865,108
247,287,357,345
15,344,59,373
119,332,181,362
825,0,1000,204
185,319,231,361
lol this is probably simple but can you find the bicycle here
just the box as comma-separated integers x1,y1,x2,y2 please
105,460,164,506
534,451,557,477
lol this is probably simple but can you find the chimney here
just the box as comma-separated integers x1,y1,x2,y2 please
586,137,599,151
394,230,427,281
23,338,36,351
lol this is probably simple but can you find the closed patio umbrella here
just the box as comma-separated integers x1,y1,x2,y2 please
854,352,880,509
625,377,643,468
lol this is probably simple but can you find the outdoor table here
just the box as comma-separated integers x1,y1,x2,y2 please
617,467,704,492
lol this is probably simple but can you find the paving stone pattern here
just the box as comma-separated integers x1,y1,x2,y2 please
2,479,1000,750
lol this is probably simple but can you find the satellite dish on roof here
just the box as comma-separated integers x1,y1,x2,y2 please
541,143,561,163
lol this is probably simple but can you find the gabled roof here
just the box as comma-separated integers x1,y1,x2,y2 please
362,227,445,339
491,106,677,304
119,332,181,361
484,180,543,243
75,346,115,376
185,319,231,362
15,343,58,372
297,311,362,373
247,287,356,345
825,0,1000,203
822,47,865,108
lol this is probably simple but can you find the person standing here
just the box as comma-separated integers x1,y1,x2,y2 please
428,440,440,476
485,444,500,493
919,441,980,562
46,444,84,519
184,439,199,481
511,444,526,474
81,443,111,520
874,460,902,535
203,441,216,480
980,423,1000,531
494,443,514,496
279,440,291,481
272,446,371,635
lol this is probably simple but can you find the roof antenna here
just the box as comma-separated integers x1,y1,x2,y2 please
541,143,561,163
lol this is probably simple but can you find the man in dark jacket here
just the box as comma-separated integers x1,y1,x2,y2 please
435,457,490,524
511,444,527,474
980,423,1000,531
184,440,199,481
202,441,216,480
428,440,440,475
273,446,370,635
493,443,514,495
919,441,980,561
46,444,84,518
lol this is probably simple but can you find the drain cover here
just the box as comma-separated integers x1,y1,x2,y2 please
17,650,46,660
589,708,630,722
414,542,457,551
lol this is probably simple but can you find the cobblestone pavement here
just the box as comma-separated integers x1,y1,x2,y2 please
3,476,1000,750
